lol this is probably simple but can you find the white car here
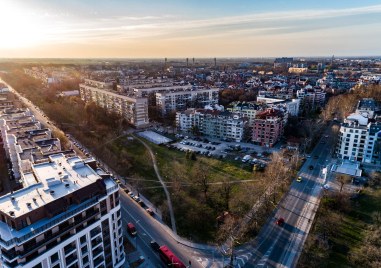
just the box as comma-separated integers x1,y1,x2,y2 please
323,184,329,190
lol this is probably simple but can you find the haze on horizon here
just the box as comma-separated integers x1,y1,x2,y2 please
1,0,381,58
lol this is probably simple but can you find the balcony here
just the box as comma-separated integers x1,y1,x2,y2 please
0,194,106,249
6,208,100,263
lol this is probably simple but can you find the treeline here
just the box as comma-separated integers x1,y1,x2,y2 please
1,70,130,173
321,84,381,122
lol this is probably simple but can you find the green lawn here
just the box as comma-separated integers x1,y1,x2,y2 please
300,188,381,268
118,138,261,242
327,189,381,267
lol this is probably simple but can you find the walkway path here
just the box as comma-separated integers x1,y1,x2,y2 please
132,134,178,235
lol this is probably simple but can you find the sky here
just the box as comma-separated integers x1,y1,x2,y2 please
1,0,381,58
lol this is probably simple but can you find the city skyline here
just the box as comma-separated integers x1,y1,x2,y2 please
1,0,381,58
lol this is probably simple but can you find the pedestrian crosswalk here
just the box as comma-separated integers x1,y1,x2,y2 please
194,251,253,268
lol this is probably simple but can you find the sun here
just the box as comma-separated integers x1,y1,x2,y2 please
0,1,47,49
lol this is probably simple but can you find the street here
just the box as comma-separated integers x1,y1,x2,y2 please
243,125,335,267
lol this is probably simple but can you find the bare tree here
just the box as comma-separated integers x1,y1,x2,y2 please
336,174,352,192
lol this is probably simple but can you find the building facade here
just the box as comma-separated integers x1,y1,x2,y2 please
296,86,326,111
0,153,124,268
252,108,285,147
79,79,149,128
176,109,246,142
156,88,219,115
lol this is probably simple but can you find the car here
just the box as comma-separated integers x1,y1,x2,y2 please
136,255,145,265
127,191,135,198
309,165,314,170
276,217,285,226
138,200,146,207
127,222,137,236
146,208,154,216
306,155,311,158
150,240,160,251
133,196,140,202
296,176,302,182
323,184,330,190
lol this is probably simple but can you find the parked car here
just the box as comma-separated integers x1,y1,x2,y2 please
150,240,160,251
276,217,285,226
138,200,146,207
296,176,302,182
133,196,140,202
146,208,154,216
127,222,137,236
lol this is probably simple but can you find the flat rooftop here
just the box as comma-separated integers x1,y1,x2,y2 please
0,153,103,219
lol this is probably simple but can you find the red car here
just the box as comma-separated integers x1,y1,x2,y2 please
276,217,285,226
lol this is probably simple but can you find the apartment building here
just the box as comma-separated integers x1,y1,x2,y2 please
296,85,326,110
227,102,265,125
176,109,246,142
355,98,377,119
0,108,64,181
256,95,300,116
0,153,124,268
79,79,149,128
336,114,368,162
252,108,285,147
363,122,381,164
23,68,57,85
156,87,219,115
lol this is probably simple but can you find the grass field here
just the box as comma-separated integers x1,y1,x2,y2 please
299,188,381,268
114,135,262,242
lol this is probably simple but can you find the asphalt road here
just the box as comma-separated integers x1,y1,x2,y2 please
244,125,335,267
119,190,203,268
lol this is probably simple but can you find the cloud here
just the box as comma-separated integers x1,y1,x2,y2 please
47,4,381,43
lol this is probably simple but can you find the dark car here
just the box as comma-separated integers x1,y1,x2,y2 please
138,200,146,208
309,165,314,170
276,217,285,226
146,208,155,216
150,240,160,251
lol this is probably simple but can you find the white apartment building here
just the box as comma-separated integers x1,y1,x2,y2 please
79,80,149,128
296,86,326,110
363,122,381,164
256,96,300,116
0,153,124,268
227,102,265,125
355,98,377,119
156,88,219,115
336,114,368,162
176,109,246,142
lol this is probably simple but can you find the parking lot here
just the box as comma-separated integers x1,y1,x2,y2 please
170,135,279,166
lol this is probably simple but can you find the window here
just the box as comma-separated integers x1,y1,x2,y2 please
32,264,42,268
51,252,59,263
83,256,89,265
80,235,87,245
